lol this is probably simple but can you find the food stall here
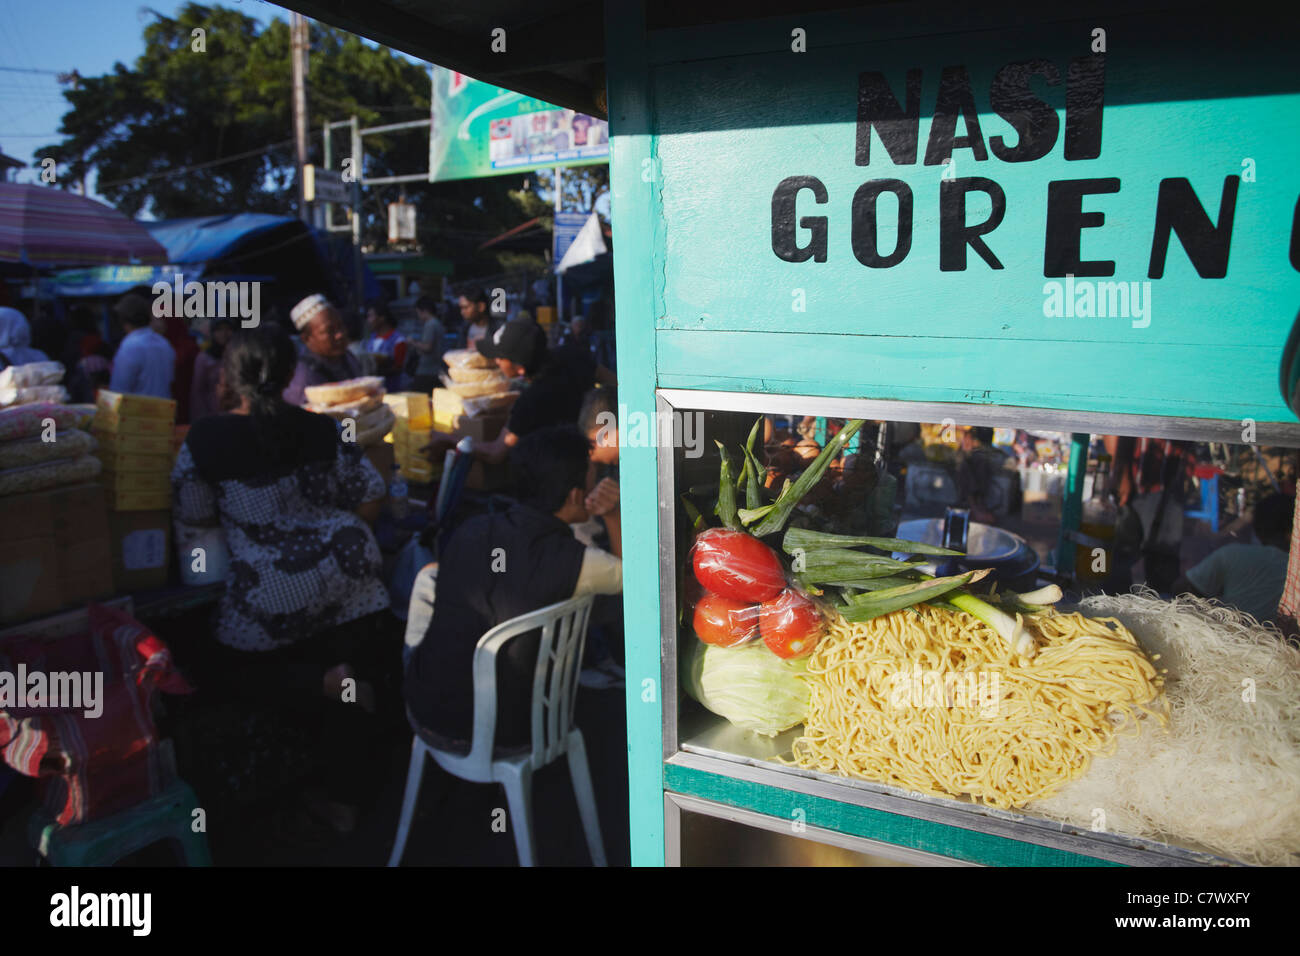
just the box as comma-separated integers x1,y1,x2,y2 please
255,0,1300,868
599,2,1300,866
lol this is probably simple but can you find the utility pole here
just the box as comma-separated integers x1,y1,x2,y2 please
291,13,310,222
554,166,564,324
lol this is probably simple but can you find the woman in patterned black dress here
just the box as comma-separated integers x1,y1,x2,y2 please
171,324,393,839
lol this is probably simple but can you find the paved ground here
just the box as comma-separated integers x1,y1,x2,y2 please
0,604,632,867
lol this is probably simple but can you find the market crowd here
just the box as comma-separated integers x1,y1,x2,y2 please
1,284,624,849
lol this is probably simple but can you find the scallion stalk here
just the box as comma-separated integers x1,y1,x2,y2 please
749,420,866,537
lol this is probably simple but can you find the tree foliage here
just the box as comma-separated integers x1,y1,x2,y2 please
36,2,601,279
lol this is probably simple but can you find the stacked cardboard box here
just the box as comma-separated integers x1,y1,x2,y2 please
384,392,436,484
92,390,176,511
0,483,114,624
430,388,516,433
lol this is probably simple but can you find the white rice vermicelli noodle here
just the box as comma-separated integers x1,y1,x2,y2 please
1028,588,1300,866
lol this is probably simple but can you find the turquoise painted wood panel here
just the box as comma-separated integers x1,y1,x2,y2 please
605,0,666,867
655,329,1283,421
649,11,1300,422
665,764,1117,867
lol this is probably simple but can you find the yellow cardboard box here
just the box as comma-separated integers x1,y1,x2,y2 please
92,411,174,437
102,470,170,494
108,488,172,511
93,430,174,457
98,450,174,474
383,392,432,429
96,389,177,421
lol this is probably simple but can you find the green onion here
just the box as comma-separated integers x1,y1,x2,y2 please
681,495,708,535
800,560,926,584
945,592,1038,658
783,527,964,557
1014,584,1063,606
749,420,866,537
714,441,740,530
738,503,776,525
846,575,929,599
834,569,990,622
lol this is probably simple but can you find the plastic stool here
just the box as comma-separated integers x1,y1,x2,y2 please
1186,465,1221,533
29,780,211,867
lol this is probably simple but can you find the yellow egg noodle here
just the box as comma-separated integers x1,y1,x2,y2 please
788,604,1166,809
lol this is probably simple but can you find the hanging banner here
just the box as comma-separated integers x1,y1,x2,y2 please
429,66,608,182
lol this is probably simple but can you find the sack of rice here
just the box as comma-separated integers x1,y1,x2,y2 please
0,454,101,496
0,428,97,469
0,385,69,407
0,361,64,390
0,403,94,442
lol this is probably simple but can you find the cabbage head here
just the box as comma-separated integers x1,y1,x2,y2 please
681,638,809,736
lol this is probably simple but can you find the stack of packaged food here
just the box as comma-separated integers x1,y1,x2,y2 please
303,376,394,447
0,401,114,623
92,390,176,512
433,349,518,442
86,391,178,596
383,392,435,484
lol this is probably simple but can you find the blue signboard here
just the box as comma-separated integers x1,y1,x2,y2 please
553,211,588,264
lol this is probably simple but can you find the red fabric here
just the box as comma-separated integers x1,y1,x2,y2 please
0,603,192,825
163,315,200,425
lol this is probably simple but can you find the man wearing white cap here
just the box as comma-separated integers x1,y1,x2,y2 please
283,294,363,406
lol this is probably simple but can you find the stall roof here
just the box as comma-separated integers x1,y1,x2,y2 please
146,213,299,266
272,0,864,117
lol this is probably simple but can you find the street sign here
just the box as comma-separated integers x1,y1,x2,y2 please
553,211,587,264
303,164,350,204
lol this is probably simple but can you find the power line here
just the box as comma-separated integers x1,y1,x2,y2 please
97,138,299,188
0,66,63,75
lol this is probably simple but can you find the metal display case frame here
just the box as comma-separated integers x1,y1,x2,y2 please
657,389,1300,866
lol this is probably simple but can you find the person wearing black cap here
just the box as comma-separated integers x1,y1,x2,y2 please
423,317,596,466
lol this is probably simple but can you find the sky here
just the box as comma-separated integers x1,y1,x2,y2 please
0,0,428,199
0,1,600,218
1,1,262,186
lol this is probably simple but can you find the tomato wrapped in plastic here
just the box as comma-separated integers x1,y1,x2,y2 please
691,528,786,604
760,587,826,659
692,592,760,647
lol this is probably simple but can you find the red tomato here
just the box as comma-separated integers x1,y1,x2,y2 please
692,593,760,647
692,529,786,604
760,588,826,659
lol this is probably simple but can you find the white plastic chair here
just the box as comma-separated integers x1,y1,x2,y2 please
388,594,606,866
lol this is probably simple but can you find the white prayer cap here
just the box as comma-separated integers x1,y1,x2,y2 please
290,294,331,331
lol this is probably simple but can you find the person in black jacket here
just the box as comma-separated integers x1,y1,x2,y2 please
403,425,622,753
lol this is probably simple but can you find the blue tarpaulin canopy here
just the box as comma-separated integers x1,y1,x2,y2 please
145,213,296,266
45,213,380,308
